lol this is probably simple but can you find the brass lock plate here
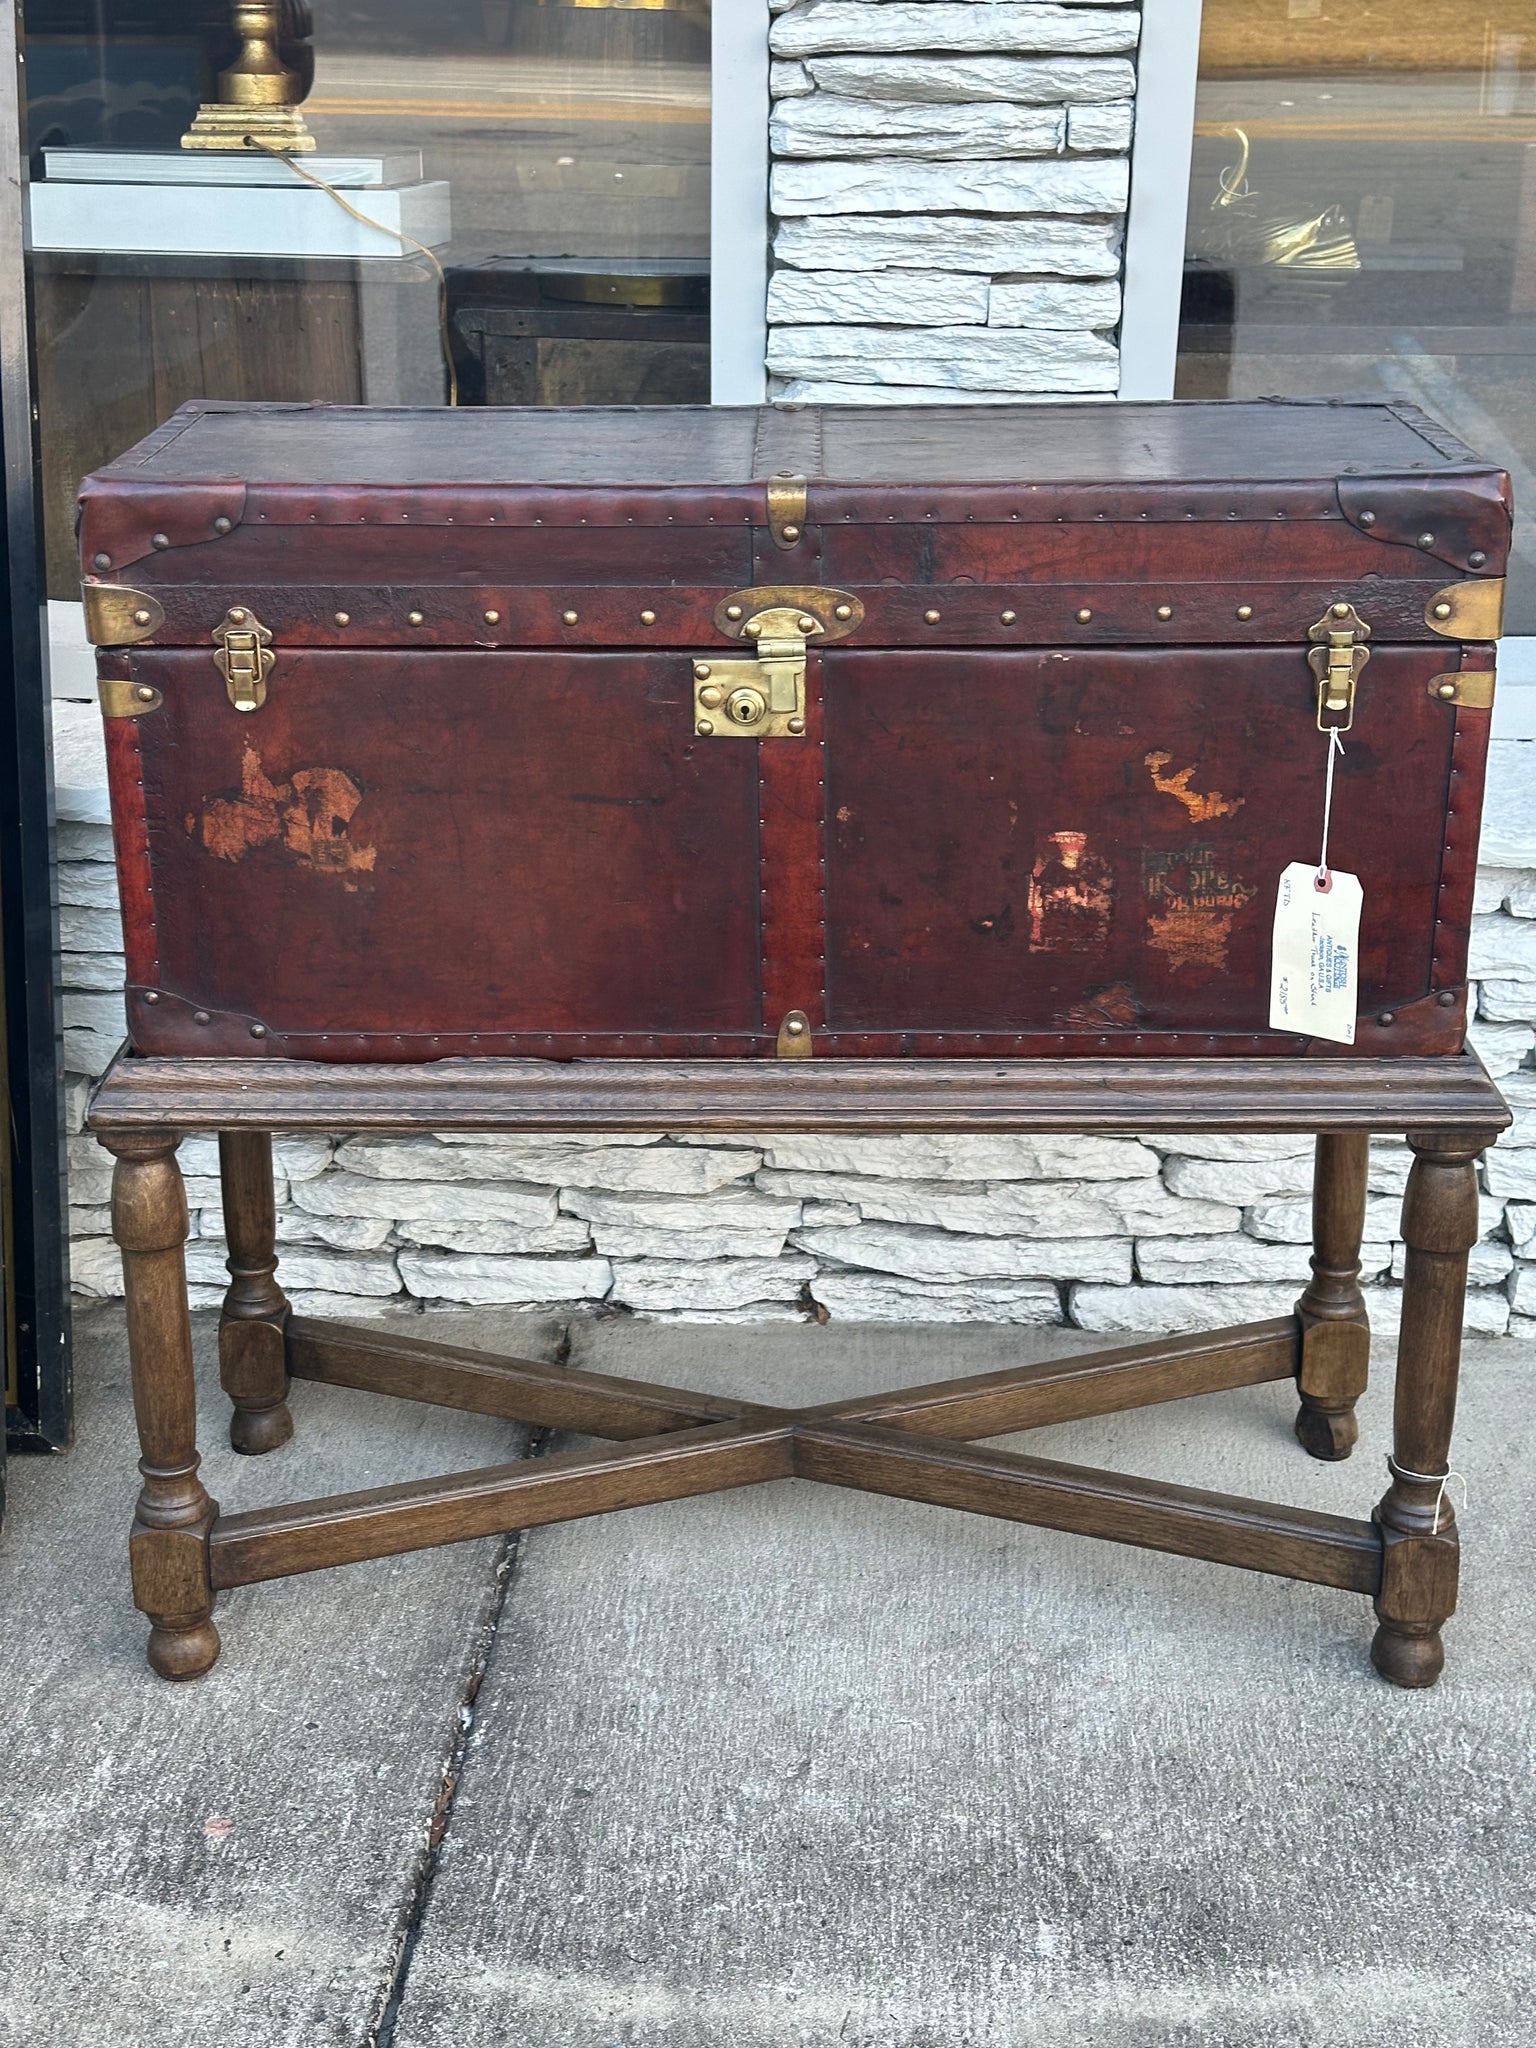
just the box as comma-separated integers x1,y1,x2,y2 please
212,605,274,712
693,646,806,739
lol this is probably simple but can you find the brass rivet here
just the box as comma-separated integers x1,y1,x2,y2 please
143,990,160,1004
640,610,656,625
787,716,806,734
1418,532,1436,549
133,609,151,626
92,552,111,570
1156,604,1173,621
1358,510,1376,526
834,603,853,621
1331,602,1350,617
924,609,941,624
192,1009,210,1025
1433,601,1453,620
1236,604,1253,621
781,523,801,542
698,685,724,708
696,719,714,735
1076,608,1093,624
151,532,170,550
1437,990,1457,1007
135,685,156,703
1437,681,1458,700
726,604,744,621
785,1016,805,1034
1469,550,1487,569
1378,1011,1396,1026
334,611,350,626
797,615,816,633
484,609,501,625
1000,610,1017,625
746,621,762,637
563,609,579,625
408,610,425,626
250,1023,266,1038
694,663,712,680
229,607,249,623
213,516,233,535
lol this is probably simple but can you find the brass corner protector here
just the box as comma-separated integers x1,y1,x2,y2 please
1426,578,1505,640
766,473,808,550
82,584,164,646
1428,668,1496,710
776,1010,813,1058
99,676,163,718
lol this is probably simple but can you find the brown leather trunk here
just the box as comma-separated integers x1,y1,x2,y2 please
79,397,1510,1061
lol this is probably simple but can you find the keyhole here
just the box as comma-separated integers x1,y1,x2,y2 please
726,688,766,725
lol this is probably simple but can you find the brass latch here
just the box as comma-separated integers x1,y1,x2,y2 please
1307,601,1371,732
212,605,274,713
694,585,863,740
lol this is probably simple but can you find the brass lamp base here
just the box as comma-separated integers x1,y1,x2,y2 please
181,103,316,153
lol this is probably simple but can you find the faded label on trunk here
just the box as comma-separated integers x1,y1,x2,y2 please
1028,830,1113,953
195,743,377,886
1142,845,1254,975
1270,861,1361,1043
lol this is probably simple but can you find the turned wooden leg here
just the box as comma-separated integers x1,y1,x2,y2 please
1370,1128,1496,1689
101,1131,221,1680
218,1131,294,1454
1294,1131,1371,1461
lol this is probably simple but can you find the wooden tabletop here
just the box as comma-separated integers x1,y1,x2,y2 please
87,1051,1512,1138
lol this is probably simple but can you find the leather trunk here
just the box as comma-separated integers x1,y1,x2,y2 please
79,397,1510,1062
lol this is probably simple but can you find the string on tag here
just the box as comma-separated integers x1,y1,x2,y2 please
1388,1456,1469,1532
1317,727,1344,886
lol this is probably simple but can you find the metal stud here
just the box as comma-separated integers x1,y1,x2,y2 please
135,684,156,703
698,685,724,708
696,719,714,735
1236,604,1253,621
151,532,170,550
1000,610,1017,625
484,609,501,625
562,609,579,625
1156,604,1173,621
640,610,656,625
787,716,806,734
1331,602,1350,617
143,990,160,1004
408,611,425,626
924,609,941,624
334,612,350,626
781,524,801,542
1469,550,1488,569
1358,510,1376,526
92,552,111,570
133,609,152,627
833,603,853,622
1076,608,1093,624
1433,601,1453,620
726,604,744,621
1436,681,1457,700
1378,1011,1396,1026
1437,990,1457,1007
192,1010,211,1025
213,516,233,535
1417,532,1436,549
250,1023,267,1038
694,663,712,680
784,1016,805,1036
797,614,816,633
229,607,249,623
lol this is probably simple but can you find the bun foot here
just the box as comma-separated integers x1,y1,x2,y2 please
1294,1400,1358,1462
1370,1622,1444,1690
147,1617,222,1682
230,1399,294,1456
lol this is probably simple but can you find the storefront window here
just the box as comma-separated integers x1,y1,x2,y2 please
1177,2,1536,632
24,0,711,606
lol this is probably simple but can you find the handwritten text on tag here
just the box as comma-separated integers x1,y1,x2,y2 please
1269,862,1362,1044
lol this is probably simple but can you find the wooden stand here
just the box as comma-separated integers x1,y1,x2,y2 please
90,1054,1509,1688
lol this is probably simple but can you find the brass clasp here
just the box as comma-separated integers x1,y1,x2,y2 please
1307,600,1371,732
694,605,814,739
212,605,274,712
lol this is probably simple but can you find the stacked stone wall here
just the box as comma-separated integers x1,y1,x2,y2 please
765,2,1139,401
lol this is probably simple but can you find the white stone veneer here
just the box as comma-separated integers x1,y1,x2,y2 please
51,707,1536,1338
765,4,1139,401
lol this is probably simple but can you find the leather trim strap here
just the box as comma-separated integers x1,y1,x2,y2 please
758,652,827,1038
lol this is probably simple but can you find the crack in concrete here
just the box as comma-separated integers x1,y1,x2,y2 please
364,1321,573,2047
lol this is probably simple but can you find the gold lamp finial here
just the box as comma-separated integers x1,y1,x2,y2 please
181,1,317,153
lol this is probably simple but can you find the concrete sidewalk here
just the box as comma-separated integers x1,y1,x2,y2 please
2,1306,1534,2047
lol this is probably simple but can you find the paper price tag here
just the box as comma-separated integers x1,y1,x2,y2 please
1269,862,1362,1044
